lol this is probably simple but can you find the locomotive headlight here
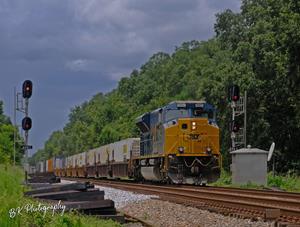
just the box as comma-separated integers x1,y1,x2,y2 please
178,146,185,153
168,155,175,159
192,122,196,130
206,147,212,155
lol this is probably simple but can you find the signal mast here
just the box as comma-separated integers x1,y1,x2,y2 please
13,80,33,169
228,85,247,151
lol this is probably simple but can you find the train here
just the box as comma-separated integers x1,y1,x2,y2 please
36,101,221,185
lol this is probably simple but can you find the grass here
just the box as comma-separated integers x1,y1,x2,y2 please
0,165,121,227
267,172,300,192
210,169,300,192
209,169,232,187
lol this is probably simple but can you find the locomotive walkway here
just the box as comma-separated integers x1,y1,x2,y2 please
64,177,300,225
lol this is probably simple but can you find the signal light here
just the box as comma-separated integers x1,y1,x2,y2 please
231,121,240,133
22,80,33,99
22,117,32,131
228,85,240,102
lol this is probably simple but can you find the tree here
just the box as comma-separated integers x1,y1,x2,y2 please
35,0,300,173
0,100,23,164
215,0,300,172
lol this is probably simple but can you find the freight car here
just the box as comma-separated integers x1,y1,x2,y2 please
54,156,65,177
46,158,54,173
86,138,140,179
42,101,221,185
36,161,46,173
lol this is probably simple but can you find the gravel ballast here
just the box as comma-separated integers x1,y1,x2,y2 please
94,185,159,209
60,180,158,208
120,199,274,227
61,180,274,226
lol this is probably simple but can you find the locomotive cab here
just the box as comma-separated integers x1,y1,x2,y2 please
135,101,221,185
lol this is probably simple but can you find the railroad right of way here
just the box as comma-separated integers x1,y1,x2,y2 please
64,177,300,226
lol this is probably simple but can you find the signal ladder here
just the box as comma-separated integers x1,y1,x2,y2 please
230,91,247,151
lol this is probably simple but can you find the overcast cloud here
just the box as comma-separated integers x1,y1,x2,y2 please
0,0,240,155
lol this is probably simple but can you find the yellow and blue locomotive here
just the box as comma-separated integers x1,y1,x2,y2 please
134,101,221,184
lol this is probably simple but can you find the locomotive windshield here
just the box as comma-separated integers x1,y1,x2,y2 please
165,109,189,121
193,108,207,117
193,108,214,119
164,106,215,122
164,103,215,122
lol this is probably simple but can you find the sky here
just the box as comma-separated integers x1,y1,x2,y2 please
0,0,240,156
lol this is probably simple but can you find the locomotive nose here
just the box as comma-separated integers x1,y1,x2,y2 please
177,118,219,155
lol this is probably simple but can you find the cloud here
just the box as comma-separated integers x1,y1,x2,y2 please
65,59,90,72
0,0,241,151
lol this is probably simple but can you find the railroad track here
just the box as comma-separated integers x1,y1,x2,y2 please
63,177,300,225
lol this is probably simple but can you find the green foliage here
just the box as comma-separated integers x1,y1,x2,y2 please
215,0,300,172
0,165,121,227
34,39,236,164
0,101,23,165
0,124,14,164
34,0,300,174
210,170,300,192
210,169,232,186
0,165,24,227
238,181,263,190
0,101,11,125
209,170,264,188
268,172,300,192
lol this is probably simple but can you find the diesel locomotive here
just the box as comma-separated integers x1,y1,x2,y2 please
134,100,221,184
37,101,221,185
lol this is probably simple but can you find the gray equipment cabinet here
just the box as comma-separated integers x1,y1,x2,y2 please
230,148,268,185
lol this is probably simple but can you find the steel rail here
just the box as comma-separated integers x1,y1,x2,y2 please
62,177,300,224
179,185,300,200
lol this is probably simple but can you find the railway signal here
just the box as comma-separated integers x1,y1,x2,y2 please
22,80,33,99
22,117,32,131
14,80,34,173
231,121,240,133
228,84,246,151
228,84,240,102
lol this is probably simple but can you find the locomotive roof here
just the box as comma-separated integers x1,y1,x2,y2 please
169,100,206,105
136,100,214,121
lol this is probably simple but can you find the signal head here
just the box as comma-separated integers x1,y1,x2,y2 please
22,117,32,131
231,120,240,133
22,80,33,99
231,85,240,102
228,84,240,102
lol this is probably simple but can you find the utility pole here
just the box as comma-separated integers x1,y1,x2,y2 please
13,87,16,166
13,87,25,166
243,91,247,148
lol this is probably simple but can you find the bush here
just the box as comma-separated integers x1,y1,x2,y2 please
0,165,121,227
268,172,300,192
210,169,300,192
210,169,232,186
